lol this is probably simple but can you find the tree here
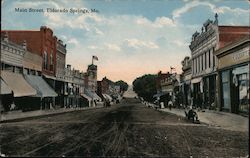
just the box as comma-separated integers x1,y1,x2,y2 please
115,80,129,92
132,74,157,102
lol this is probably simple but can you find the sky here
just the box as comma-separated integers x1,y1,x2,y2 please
1,0,249,84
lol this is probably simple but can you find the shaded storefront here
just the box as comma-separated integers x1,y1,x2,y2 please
0,78,13,112
216,36,249,115
191,77,202,108
203,74,216,109
1,71,37,111
24,74,58,110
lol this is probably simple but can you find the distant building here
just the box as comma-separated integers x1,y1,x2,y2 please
156,71,170,94
87,64,97,92
97,77,117,102
189,13,249,109
56,39,67,80
180,56,192,106
154,71,182,106
215,36,249,115
54,40,67,107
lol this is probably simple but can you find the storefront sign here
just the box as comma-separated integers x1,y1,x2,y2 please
218,47,249,69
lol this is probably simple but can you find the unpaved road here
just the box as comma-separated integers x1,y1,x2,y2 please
0,98,248,157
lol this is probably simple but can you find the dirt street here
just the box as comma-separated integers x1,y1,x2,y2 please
0,98,248,157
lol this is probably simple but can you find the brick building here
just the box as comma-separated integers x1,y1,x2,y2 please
2,26,58,77
0,34,57,112
189,13,249,109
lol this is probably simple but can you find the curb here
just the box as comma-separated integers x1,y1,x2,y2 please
0,106,104,123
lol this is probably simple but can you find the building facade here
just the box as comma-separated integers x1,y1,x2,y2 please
2,26,58,77
87,64,98,92
1,34,57,112
181,56,192,106
189,13,249,109
55,39,67,107
215,36,249,115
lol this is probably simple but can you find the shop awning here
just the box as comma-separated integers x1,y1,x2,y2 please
1,71,37,97
0,78,12,95
80,93,92,101
43,74,56,80
24,75,58,97
85,89,101,101
191,77,202,84
103,94,112,101
153,92,167,98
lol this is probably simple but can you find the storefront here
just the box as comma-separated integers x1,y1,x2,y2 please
191,77,203,108
203,74,216,109
216,36,249,115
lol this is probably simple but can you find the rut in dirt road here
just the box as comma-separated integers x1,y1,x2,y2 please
63,105,134,157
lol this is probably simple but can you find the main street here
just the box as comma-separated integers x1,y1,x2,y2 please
0,98,248,157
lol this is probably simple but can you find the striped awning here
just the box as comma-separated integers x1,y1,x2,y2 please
0,78,12,95
80,93,92,101
24,74,58,97
1,71,36,97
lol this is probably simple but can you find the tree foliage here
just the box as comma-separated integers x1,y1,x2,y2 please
132,74,157,102
115,80,129,92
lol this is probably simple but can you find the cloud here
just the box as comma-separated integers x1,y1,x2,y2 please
172,1,249,20
136,16,176,28
123,39,159,49
105,43,121,52
88,45,98,50
67,38,79,45
154,17,176,27
172,1,214,20
172,40,189,47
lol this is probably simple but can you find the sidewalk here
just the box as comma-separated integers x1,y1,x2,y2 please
0,105,104,122
157,107,249,132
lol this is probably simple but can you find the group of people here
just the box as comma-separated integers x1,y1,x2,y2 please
104,99,111,107
153,98,199,123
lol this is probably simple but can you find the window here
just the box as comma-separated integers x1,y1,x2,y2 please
43,50,48,69
195,57,197,74
221,70,230,110
50,50,53,65
201,55,203,71
208,49,211,68
204,52,207,70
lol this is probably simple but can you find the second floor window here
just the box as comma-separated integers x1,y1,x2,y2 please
50,51,53,65
43,51,48,69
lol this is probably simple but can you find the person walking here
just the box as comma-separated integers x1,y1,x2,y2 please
168,100,173,110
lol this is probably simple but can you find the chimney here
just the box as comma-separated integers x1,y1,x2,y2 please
22,40,27,50
3,32,8,42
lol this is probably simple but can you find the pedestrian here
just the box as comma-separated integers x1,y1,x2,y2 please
168,100,173,110
185,107,199,123
90,99,94,107
94,100,97,107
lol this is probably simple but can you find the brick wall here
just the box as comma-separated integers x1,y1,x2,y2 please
219,26,250,49
1,27,58,76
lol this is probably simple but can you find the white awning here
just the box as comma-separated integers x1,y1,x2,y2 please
24,75,58,97
191,77,202,84
43,74,56,80
85,89,101,101
1,71,36,97
103,94,112,101
0,78,12,95
81,93,92,101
